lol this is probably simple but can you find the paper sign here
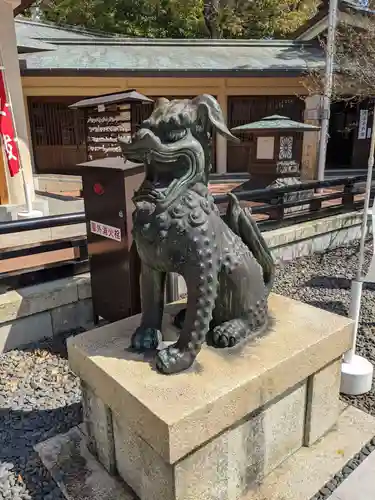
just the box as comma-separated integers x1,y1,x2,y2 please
90,220,121,242
256,136,274,160
358,109,368,139
97,104,105,113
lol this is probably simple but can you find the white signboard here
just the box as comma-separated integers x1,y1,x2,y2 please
358,109,369,139
276,160,299,174
256,136,274,160
90,220,121,242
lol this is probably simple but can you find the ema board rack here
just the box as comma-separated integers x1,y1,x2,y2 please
70,90,153,162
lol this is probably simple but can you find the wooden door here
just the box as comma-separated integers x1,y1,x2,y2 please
28,96,87,175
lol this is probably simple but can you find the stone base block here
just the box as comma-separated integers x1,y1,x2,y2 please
0,275,93,352
112,382,306,500
68,294,353,500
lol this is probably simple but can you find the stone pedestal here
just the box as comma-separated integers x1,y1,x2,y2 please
67,294,353,500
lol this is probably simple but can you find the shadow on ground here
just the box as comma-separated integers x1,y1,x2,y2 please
304,299,348,317
304,276,375,292
0,331,85,499
0,404,82,499
304,276,352,290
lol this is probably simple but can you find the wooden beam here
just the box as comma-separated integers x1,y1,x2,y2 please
14,0,35,17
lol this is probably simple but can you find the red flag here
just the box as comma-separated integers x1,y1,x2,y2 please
0,71,20,177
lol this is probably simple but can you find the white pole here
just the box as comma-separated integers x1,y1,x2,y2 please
20,164,33,213
341,106,375,395
317,0,339,181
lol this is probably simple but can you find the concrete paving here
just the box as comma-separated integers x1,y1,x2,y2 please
250,404,375,500
328,450,375,500
36,191,84,215
35,425,133,500
35,404,375,500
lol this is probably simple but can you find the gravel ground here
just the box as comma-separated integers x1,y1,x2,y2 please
1,240,375,499
0,334,82,500
273,238,375,413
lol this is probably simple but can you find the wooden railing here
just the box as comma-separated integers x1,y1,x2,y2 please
214,175,370,231
0,175,372,290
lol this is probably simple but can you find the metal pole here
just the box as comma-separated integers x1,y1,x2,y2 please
166,273,180,303
344,107,375,363
317,0,339,181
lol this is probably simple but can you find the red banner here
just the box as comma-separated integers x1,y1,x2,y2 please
0,71,20,177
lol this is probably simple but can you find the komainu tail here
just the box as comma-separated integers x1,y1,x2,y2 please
225,193,275,292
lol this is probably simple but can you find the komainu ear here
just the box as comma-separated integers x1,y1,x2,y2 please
155,97,170,107
192,94,240,143
142,97,171,129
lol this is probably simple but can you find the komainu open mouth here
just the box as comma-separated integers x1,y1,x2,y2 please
121,126,204,198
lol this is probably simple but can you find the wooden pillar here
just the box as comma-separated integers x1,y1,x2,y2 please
301,95,322,180
0,140,9,204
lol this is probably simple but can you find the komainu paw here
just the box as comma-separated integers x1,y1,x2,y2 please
155,345,195,374
131,327,162,351
210,318,249,348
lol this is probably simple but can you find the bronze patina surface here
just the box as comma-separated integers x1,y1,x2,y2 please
119,94,275,374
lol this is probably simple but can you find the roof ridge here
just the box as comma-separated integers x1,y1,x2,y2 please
36,37,311,46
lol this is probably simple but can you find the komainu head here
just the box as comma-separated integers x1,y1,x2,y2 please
140,94,237,145
120,94,238,205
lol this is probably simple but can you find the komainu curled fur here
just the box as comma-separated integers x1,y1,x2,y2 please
119,94,275,375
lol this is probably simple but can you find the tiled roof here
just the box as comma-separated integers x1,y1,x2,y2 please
19,38,324,76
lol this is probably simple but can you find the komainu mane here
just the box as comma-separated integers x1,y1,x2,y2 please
119,94,274,375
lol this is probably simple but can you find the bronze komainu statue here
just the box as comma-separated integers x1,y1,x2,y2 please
120,95,274,375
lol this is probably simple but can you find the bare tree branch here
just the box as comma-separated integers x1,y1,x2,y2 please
203,0,221,38
304,16,375,102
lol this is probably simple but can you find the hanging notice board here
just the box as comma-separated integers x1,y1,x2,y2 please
85,102,131,161
70,90,153,162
